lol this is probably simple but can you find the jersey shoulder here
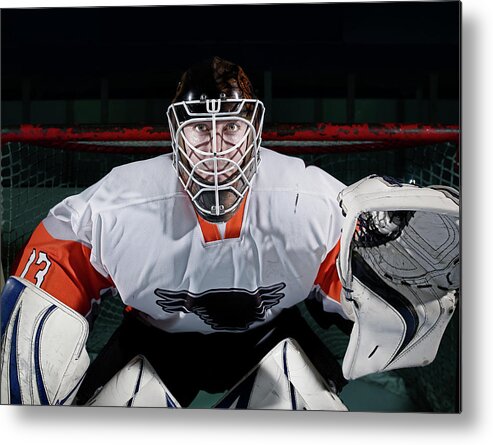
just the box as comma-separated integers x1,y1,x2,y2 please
86,154,181,210
257,148,346,198
106,153,178,195
253,148,345,254
51,154,180,223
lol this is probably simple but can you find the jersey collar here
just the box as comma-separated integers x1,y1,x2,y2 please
196,193,248,243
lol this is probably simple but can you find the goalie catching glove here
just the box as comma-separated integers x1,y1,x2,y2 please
336,175,459,380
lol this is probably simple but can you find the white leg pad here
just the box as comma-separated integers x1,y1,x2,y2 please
214,338,347,411
86,355,180,408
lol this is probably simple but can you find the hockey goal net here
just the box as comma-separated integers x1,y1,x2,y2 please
0,122,459,411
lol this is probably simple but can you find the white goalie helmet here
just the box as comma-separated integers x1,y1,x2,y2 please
167,57,265,222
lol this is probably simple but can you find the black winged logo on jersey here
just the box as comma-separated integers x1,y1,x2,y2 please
154,283,286,331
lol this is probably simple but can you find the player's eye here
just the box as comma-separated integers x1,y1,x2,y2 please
224,122,240,132
195,123,210,132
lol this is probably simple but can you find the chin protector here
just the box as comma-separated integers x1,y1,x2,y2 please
337,175,459,380
85,355,180,407
1,276,90,405
214,338,347,411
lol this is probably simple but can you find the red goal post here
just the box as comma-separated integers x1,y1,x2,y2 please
2,122,459,154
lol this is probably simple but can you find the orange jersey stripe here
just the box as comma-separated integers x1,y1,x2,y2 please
14,222,114,316
314,239,342,303
224,194,248,239
196,213,222,242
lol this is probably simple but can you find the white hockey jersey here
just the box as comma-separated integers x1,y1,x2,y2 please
15,148,346,334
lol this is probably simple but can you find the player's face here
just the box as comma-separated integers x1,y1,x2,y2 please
181,119,249,183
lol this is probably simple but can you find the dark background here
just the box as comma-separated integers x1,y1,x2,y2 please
1,1,460,126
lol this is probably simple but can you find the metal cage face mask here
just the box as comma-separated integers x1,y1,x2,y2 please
167,98,265,220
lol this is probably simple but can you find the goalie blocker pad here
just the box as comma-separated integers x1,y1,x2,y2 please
214,338,347,411
0,276,90,405
337,175,459,380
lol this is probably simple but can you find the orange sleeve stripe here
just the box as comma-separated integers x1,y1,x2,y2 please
314,239,342,303
14,222,114,315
